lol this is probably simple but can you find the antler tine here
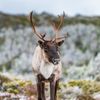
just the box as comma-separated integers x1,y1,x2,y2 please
55,32,69,41
30,11,45,41
53,33,69,42
57,11,65,30
51,12,65,42
51,12,65,31
55,12,65,42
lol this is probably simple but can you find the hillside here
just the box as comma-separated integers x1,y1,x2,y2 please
0,12,100,28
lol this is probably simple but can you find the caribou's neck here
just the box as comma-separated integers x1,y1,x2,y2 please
33,45,58,79
37,45,56,79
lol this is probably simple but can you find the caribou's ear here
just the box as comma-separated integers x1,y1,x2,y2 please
57,40,64,46
38,40,44,48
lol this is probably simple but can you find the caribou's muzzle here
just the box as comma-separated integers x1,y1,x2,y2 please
52,58,60,65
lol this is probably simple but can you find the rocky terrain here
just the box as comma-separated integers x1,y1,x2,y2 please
0,12,100,99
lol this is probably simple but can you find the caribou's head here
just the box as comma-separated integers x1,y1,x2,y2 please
30,11,68,65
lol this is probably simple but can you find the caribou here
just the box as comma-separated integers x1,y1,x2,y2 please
30,11,68,100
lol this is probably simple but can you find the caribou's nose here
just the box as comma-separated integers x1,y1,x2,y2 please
52,58,60,65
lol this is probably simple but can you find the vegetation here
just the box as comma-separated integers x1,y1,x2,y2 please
0,12,100,28
0,73,37,97
67,80,100,94
0,73,100,99
0,73,11,85
58,80,100,99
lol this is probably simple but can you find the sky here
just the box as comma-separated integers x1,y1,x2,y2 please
0,0,100,16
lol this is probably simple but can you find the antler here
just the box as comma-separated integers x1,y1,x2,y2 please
52,12,66,42
30,11,46,42
55,33,69,41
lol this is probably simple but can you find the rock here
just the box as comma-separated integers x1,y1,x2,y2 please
65,86,82,95
0,92,11,100
93,93,100,100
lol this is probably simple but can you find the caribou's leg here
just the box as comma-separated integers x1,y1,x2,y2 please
41,81,45,100
50,81,56,100
37,74,45,100
54,79,59,100
50,74,56,100
37,74,42,100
